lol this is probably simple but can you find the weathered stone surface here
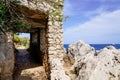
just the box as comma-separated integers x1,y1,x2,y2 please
65,40,95,65
66,41,120,80
0,33,14,80
0,35,6,43
40,28,47,53
0,43,6,61
75,47,120,80
0,0,65,79
50,59,70,80
20,66,47,80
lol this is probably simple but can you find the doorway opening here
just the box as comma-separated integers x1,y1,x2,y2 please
14,33,30,49
13,32,46,80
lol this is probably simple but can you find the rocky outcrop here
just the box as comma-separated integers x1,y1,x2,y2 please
51,59,70,80
0,32,14,80
64,40,95,66
66,41,120,80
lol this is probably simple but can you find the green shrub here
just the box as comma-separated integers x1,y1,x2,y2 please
14,34,20,44
19,37,29,48
13,34,29,48
70,68,76,74
0,0,31,34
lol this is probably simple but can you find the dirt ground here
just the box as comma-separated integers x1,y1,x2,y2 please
13,48,47,80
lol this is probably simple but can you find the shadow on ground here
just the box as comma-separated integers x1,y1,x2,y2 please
13,49,47,80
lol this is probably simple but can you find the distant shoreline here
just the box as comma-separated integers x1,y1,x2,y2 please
64,44,120,50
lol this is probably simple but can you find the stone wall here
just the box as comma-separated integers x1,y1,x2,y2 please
40,28,47,54
21,0,69,79
39,28,49,77
47,16,70,79
0,0,70,80
0,32,14,80
30,30,38,43
46,1,70,79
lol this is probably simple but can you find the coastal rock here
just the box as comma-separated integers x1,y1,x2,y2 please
67,41,120,80
64,41,120,80
65,40,95,66
104,46,116,50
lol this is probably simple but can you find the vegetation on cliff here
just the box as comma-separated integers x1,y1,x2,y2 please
0,0,30,34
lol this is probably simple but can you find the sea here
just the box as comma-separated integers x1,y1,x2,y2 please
64,44,120,50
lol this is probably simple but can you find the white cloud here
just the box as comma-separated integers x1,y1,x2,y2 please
64,9,120,44
85,4,120,18
63,0,120,17
19,33,30,39
85,6,107,17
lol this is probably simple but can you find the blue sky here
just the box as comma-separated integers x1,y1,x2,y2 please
19,33,30,38
63,0,120,44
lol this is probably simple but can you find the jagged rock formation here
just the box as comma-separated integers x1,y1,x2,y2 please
64,41,95,67
66,41,120,80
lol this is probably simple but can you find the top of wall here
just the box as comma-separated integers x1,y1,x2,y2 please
19,0,63,28
20,0,63,14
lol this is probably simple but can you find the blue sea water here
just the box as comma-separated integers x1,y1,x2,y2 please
64,44,120,50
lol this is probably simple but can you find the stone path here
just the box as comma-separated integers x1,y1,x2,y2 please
13,49,47,80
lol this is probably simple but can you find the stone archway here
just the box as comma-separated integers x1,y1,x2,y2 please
12,5,49,79
0,0,70,80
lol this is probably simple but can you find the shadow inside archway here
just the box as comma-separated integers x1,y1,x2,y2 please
13,48,47,80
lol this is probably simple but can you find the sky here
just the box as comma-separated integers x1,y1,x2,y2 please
63,0,120,44
19,33,30,38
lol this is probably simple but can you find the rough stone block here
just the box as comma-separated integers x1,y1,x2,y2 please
0,74,12,80
0,35,6,43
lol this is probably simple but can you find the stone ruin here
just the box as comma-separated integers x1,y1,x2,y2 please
0,0,70,80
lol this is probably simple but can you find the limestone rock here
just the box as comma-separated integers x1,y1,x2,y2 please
66,40,95,65
50,59,70,80
67,41,120,80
